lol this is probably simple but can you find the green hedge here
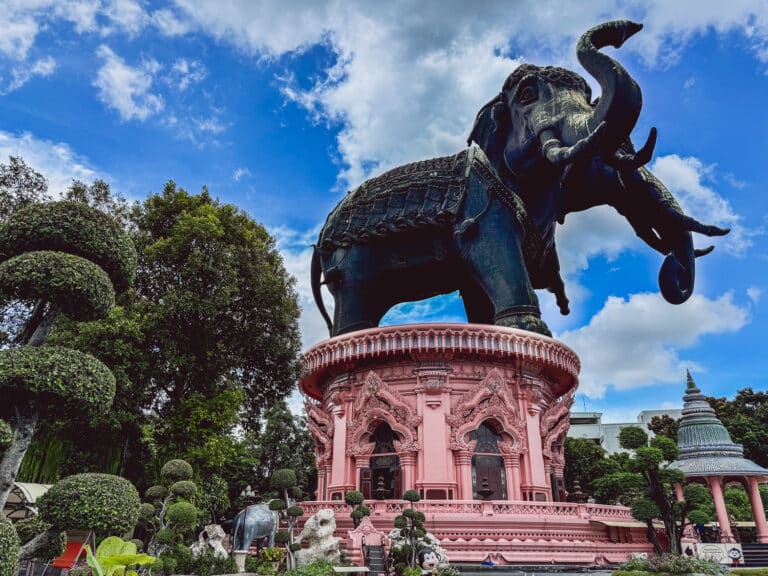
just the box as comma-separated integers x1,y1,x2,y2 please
145,485,168,501
0,201,137,290
0,518,19,576
0,419,11,449
0,345,115,416
166,501,198,532
0,251,115,320
13,517,66,561
170,480,196,499
38,473,140,535
731,571,768,576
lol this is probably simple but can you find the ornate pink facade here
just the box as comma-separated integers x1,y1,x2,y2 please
300,324,652,564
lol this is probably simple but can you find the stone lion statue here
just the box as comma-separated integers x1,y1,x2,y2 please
295,508,341,567
190,524,229,560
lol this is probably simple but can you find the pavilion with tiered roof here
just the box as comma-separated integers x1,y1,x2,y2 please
670,371,768,544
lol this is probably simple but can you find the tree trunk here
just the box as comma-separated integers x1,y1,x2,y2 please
645,519,664,555
26,304,60,346
19,528,61,560
0,408,40,511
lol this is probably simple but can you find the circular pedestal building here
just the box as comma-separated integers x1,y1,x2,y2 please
300,323,652,565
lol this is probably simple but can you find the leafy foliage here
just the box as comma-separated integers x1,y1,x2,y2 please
0,251,115,320
648,414,681,440
13,516,66,561
618,553,727,575
708,388,768,468
269,468,303,570
345,490,369,528
38,473,141,536
161,459,193,483
0,345,115,418
86,536,155,576
393,488,424,568
0,419,10,449
0,201,137,290
165,501,198,532
0,518,19,576
0,157,49,224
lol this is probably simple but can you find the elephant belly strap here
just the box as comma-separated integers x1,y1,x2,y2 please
318,150,472,252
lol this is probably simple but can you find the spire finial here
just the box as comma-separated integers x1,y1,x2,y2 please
686,369,696,390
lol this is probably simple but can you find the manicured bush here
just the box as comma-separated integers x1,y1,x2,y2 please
402,490,420,502
165,501,198,532
0,200,137,290
154,528,176,546
13,516,66,561
145,485,167,501
287,506,304,518
618,553,727,575
38,473,140,535
0,345,115,418
0,419,11,449
161,459,193,482
139,503,156,520
344,491,364,506
0,518,19,576
170,480,196,499
270,468,298,491
269,499,287,511
0,251,115,320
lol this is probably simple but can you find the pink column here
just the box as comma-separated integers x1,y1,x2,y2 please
456,452,473,499
707,477,733,543
674,482,685,502
503,454,522,500
747,477,768,544
330,411,348,491
399,452,417,493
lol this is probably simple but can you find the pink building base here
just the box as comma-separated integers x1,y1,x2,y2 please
300,324,652,565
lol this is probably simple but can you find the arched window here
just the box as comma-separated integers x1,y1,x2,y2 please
471,421,507,500
361,422,402,500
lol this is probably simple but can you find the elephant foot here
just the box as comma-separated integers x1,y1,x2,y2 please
494,306,552,337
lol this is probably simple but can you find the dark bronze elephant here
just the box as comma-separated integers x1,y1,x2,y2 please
312,20,728,337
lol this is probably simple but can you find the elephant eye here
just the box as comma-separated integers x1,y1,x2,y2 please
517,85,537,104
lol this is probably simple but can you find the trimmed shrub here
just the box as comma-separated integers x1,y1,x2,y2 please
287,506,304,518
0,345,115,417
161,459,193,482
154,528,177,546
274,531,290,545
0,418,11,449
0,251,115,320
139,503,156,520
270,469,298,491
13,516,66,561
130,538,144,552
165,501,198,532
344,491,364,506
38,473,140,535
402,490,420,502
145,485,167,501
0,518,19,576
0,200,137,290
269,499,287,511
170,480,196,499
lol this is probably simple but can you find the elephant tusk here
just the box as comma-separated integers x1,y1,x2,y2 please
694,245,715,258
607,127,658,170
540,122,606,165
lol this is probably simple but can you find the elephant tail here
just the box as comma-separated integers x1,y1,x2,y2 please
312,245,334,336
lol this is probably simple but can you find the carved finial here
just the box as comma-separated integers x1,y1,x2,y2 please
686,369,696,390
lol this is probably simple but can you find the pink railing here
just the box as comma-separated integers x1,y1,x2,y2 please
303,323,580,378
300,499,634,521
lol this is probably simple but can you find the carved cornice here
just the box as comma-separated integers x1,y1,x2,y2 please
447,368,527,454
347,371,421,455
541,392,574,464
306,400,334,464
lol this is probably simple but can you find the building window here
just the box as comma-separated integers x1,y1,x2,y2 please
362,422,402,499
470,421,507,500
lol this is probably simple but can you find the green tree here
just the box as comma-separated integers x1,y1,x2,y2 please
344,491,371,528
269,469,304,571
708,388,768,468
648,414,680,441
563,437,616,495
593,426,712,555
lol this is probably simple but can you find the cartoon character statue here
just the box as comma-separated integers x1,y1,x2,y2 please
418,547,440,576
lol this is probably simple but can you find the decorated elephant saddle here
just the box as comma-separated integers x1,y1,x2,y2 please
317,147,535,256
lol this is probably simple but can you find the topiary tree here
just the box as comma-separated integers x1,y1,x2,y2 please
0,201,136,572
392,489,425,569
268,468,303,571
344,490,370,528
140,458,200,556
13,516,66,562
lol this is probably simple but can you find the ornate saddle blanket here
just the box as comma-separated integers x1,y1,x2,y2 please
318,149,476,253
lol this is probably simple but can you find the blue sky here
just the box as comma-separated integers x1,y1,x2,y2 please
0,1,766,422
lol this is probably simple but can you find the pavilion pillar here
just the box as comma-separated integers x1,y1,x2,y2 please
747,477,768,544
503,454,522,500
707,476,733,542
456,451,473,499
399,452,417,494
674,482,685,502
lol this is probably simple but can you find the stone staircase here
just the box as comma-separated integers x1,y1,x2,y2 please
742,543,768,567
365,545,388,575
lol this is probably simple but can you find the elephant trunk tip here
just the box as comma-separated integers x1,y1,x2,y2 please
659,253,694,305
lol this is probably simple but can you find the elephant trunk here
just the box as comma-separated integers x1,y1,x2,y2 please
659,233,695,304
574,20,644,157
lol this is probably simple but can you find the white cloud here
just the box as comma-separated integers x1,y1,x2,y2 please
93,45,164,121
1,55,56,94
747,286,762,304
168,58,206,91
0,130,103,195
558,291,749,398
232,167,250,181
151,8,192,36
100,0,148,36
0,11,39,61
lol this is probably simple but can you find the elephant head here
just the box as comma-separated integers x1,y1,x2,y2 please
469,20,728,307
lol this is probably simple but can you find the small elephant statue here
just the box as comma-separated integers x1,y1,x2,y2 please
190,524,229,560
312,20,728,337
232,503,277,552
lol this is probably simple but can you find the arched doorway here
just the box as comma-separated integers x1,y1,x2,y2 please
362,422,402,499
471,421,507,500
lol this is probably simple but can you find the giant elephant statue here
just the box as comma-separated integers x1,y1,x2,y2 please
232,503,276,552
312,20,729,337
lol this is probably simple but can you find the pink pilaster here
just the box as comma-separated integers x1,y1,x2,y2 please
330,410,348,492
524,400,549,499
674,482,684,502
399,452,417,492
747,477,768,543
707,477,733,542
503,454,522,500
456,451,473,499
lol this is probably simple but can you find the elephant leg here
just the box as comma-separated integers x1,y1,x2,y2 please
332,282,388,336
456,211,551,336
460,280,494,324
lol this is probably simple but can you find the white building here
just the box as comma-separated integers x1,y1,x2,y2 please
568,409,682,454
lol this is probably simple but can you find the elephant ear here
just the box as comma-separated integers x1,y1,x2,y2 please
468,94,507,169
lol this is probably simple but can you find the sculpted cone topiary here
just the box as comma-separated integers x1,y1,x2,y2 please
269,468,303,571
0,200,135,535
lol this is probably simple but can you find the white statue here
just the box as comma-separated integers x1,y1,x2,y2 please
387,529,449,566
190,524,229,560
295,509,341,566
